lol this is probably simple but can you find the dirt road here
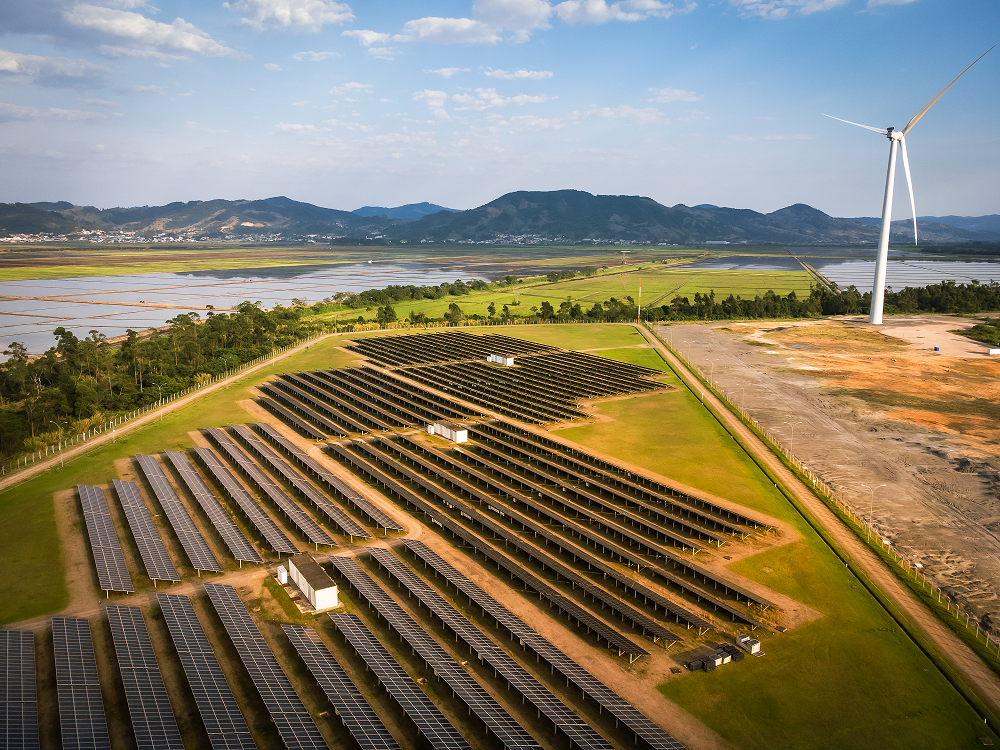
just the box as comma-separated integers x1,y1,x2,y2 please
641,323,1000,717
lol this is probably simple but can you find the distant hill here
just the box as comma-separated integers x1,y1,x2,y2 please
0,203,79,236
353,202,458,220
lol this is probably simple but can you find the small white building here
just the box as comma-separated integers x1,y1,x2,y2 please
428,421,468,443
736,634,761,654
487,354,515,366
276,565,288,585
288,554,339,610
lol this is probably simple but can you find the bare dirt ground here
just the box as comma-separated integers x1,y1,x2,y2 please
658,315,1000,633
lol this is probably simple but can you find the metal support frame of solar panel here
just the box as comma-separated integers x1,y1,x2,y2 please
330,440,711,633
52,617,111,750
320,368,473,423
257,385,350,436
164,450,263,564
323,557,539,750
443,445,765,625
338,552,613,750
294,372,417,429
136,454,224,572
230,424,370,539
459,428,728,546
401,541,687,750
271,378,377,433
1,631,38,750
256,396,329,440
106,605,184,749
254,421,403,532
203,583,326,750
473,423,750,539
77,484,134,593
156,594,257,750
205,427,335,547
193,446,299,555
329,614,472,750
281,373,400,432
281,625,399,750
112,479,181,582
401,367,581,424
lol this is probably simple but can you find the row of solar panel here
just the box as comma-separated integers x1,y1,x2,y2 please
345,330,557,367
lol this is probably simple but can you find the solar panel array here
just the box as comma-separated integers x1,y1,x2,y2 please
255,396,328,440
0,631,38,750
402,541,686,750
230,424,370,539
281,625,400,750
329,614,472,750
322,558,538,750
205,427,335,547
254,421,403,532
156,594,257,750
136,455,223,572
52,617,111,750
165,450,262,563
112,480,180,582
77,484,134,593
203,583,326,750
345,331,557,367
193,446,299,555
340,553,611,750
106,605,184,749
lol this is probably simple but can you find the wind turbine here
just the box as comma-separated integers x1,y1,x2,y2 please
824,46,994,325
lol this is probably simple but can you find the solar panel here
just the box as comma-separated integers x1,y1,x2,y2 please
281,625,399,750
0,631,38,750
136,455,223,572
205,427,335,547
402,542,686,750
253,421,403,532
164,451,263,563
329,614,472,750
255,396,329,440
52,617,110,750
230,425,370,539
340,552,608,750
156,594,257,750
112,480,180,582
77,485,134,593
106,605,184,749
203,583,326,750
193,447,299,555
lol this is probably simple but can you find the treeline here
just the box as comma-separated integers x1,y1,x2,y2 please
0,302,317,458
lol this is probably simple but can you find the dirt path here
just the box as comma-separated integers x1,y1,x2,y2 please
639,324,1000,716
0,333,334,494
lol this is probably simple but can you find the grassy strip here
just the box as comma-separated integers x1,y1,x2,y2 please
262,577,313,624
645,323,1000,735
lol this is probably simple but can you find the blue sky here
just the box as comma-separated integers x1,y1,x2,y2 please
0,0,996,217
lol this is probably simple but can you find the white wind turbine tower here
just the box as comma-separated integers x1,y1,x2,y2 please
824,46,994,325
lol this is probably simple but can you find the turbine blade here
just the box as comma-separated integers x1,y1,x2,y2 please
902,45,996,135
821,113,888,134
899,136,918,245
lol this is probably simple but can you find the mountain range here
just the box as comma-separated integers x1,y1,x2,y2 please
1,191,997,245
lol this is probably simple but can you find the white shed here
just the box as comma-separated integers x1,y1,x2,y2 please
487,354,515,366
276,565,288,585
736,634,761,654
288,554,338,610
428,421,468,443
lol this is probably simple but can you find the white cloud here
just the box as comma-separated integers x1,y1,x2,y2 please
367,47,398,60
867,0,917,5
64,5,240,57
472,0,552,39
275,121,329,132
292,100,310,105
379,97,389,103
341,29,391,45
97,45,182,59
425,67,469,78
729,0,851,19
554,0,679,24
323,118,374,131
509,113,577,129
398,17,501,44
453,87,551,110
330,81,372,95
0,50,111,87
414,89,450,119
293,50,340,61
124,84,165,93
265,62,283,70
0,102,106,123
586,104,665,123
225,0,354,31
82,98,119,107
485,67,553,80
647,86,702,102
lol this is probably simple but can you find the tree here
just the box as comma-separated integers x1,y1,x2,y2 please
376,303,398,327
540,301,554,320
445,302,464,324
487,302,496,318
